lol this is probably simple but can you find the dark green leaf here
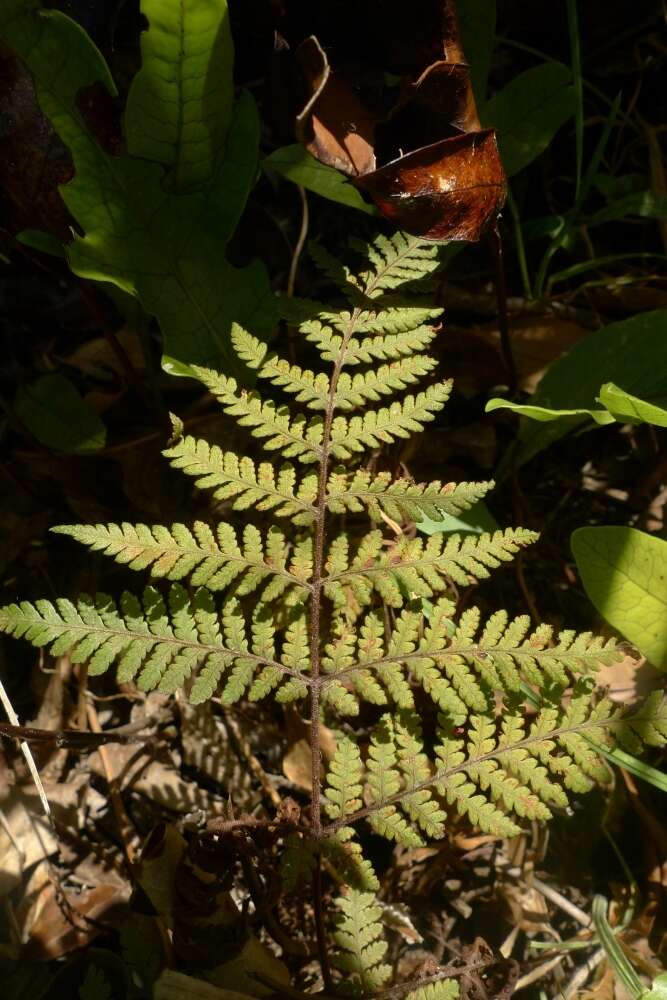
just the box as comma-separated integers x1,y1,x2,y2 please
498,310,667,464
481,62,576,176
16,374,106,453
1,0,275,372
458,0,497,105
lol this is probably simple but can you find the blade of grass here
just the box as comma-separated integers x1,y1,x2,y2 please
508,186,534,298
566,0,584,200
592,896,644,999
534,93,622,297
547,252,667,292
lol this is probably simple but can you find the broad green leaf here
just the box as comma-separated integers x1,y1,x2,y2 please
642,974,667,1000
481,62,576,177
495,310,667,465
15,374,106,453
0,0,275,372
458,0,496,105
598,383,667,428
154,969,252,999
17,229,65,257
487,382,667,432
264,145,378,215
485,398,613,425
416,501,500,536
587,190,667,227
572,527,667,670
126,0,233,191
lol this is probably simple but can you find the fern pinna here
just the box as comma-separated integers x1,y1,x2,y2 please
1,233,666,995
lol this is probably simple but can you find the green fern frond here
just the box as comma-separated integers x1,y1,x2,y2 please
366,715,425,848
324,528,537,612
322,696,667,843
163,436,317,520
324,828,380,893
321,599,619,724
394,711,447,839
302,317,438,366
324,736,363,822
0,586,305,704
406,978,459,1000
53,522,313,600
326,469,493,523
353,232,441,298
191,366,324,463
333,890,392,994
329,383,452,459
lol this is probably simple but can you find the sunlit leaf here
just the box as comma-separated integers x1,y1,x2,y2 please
265,145,378,214
572,527,667,670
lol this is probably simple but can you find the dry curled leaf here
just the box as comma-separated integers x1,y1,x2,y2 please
290,0,505,239
25,883,129,960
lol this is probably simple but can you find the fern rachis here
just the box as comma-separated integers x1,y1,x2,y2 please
1,232,666,996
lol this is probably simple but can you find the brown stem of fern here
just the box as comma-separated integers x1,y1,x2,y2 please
314,854,334,989
307,240,428,980
307,303,362,986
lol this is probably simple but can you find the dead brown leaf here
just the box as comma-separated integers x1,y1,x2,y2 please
283,729,337,791
290,0,506,239
25,882,129,960
475,314,591,393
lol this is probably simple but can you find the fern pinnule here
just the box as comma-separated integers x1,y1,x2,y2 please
303,317,438,366
333,889,392,994
406,979,459,1000
53,521,314,602
163,436,317,520
326,469,493,523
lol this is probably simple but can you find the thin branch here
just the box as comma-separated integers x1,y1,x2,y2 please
313,854,334,990
0,676,52,822
87,700,138,868
287,186,309,298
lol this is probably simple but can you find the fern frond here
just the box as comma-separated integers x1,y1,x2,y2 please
302,318,438,366
191,366,324,463
321,696,667,844
53,522,313,601
321,600,619,725
324,736,363,822
329,384,452,460
354,232,441,298
366,716,425,848
163,436,317,521
326,470,493,523
0,587,303,702
406,979,459,1000
324,528,537,612
232,324,331,408
327,829,380,893
332,356,438,409
394,711,447,839
333,890,392,994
